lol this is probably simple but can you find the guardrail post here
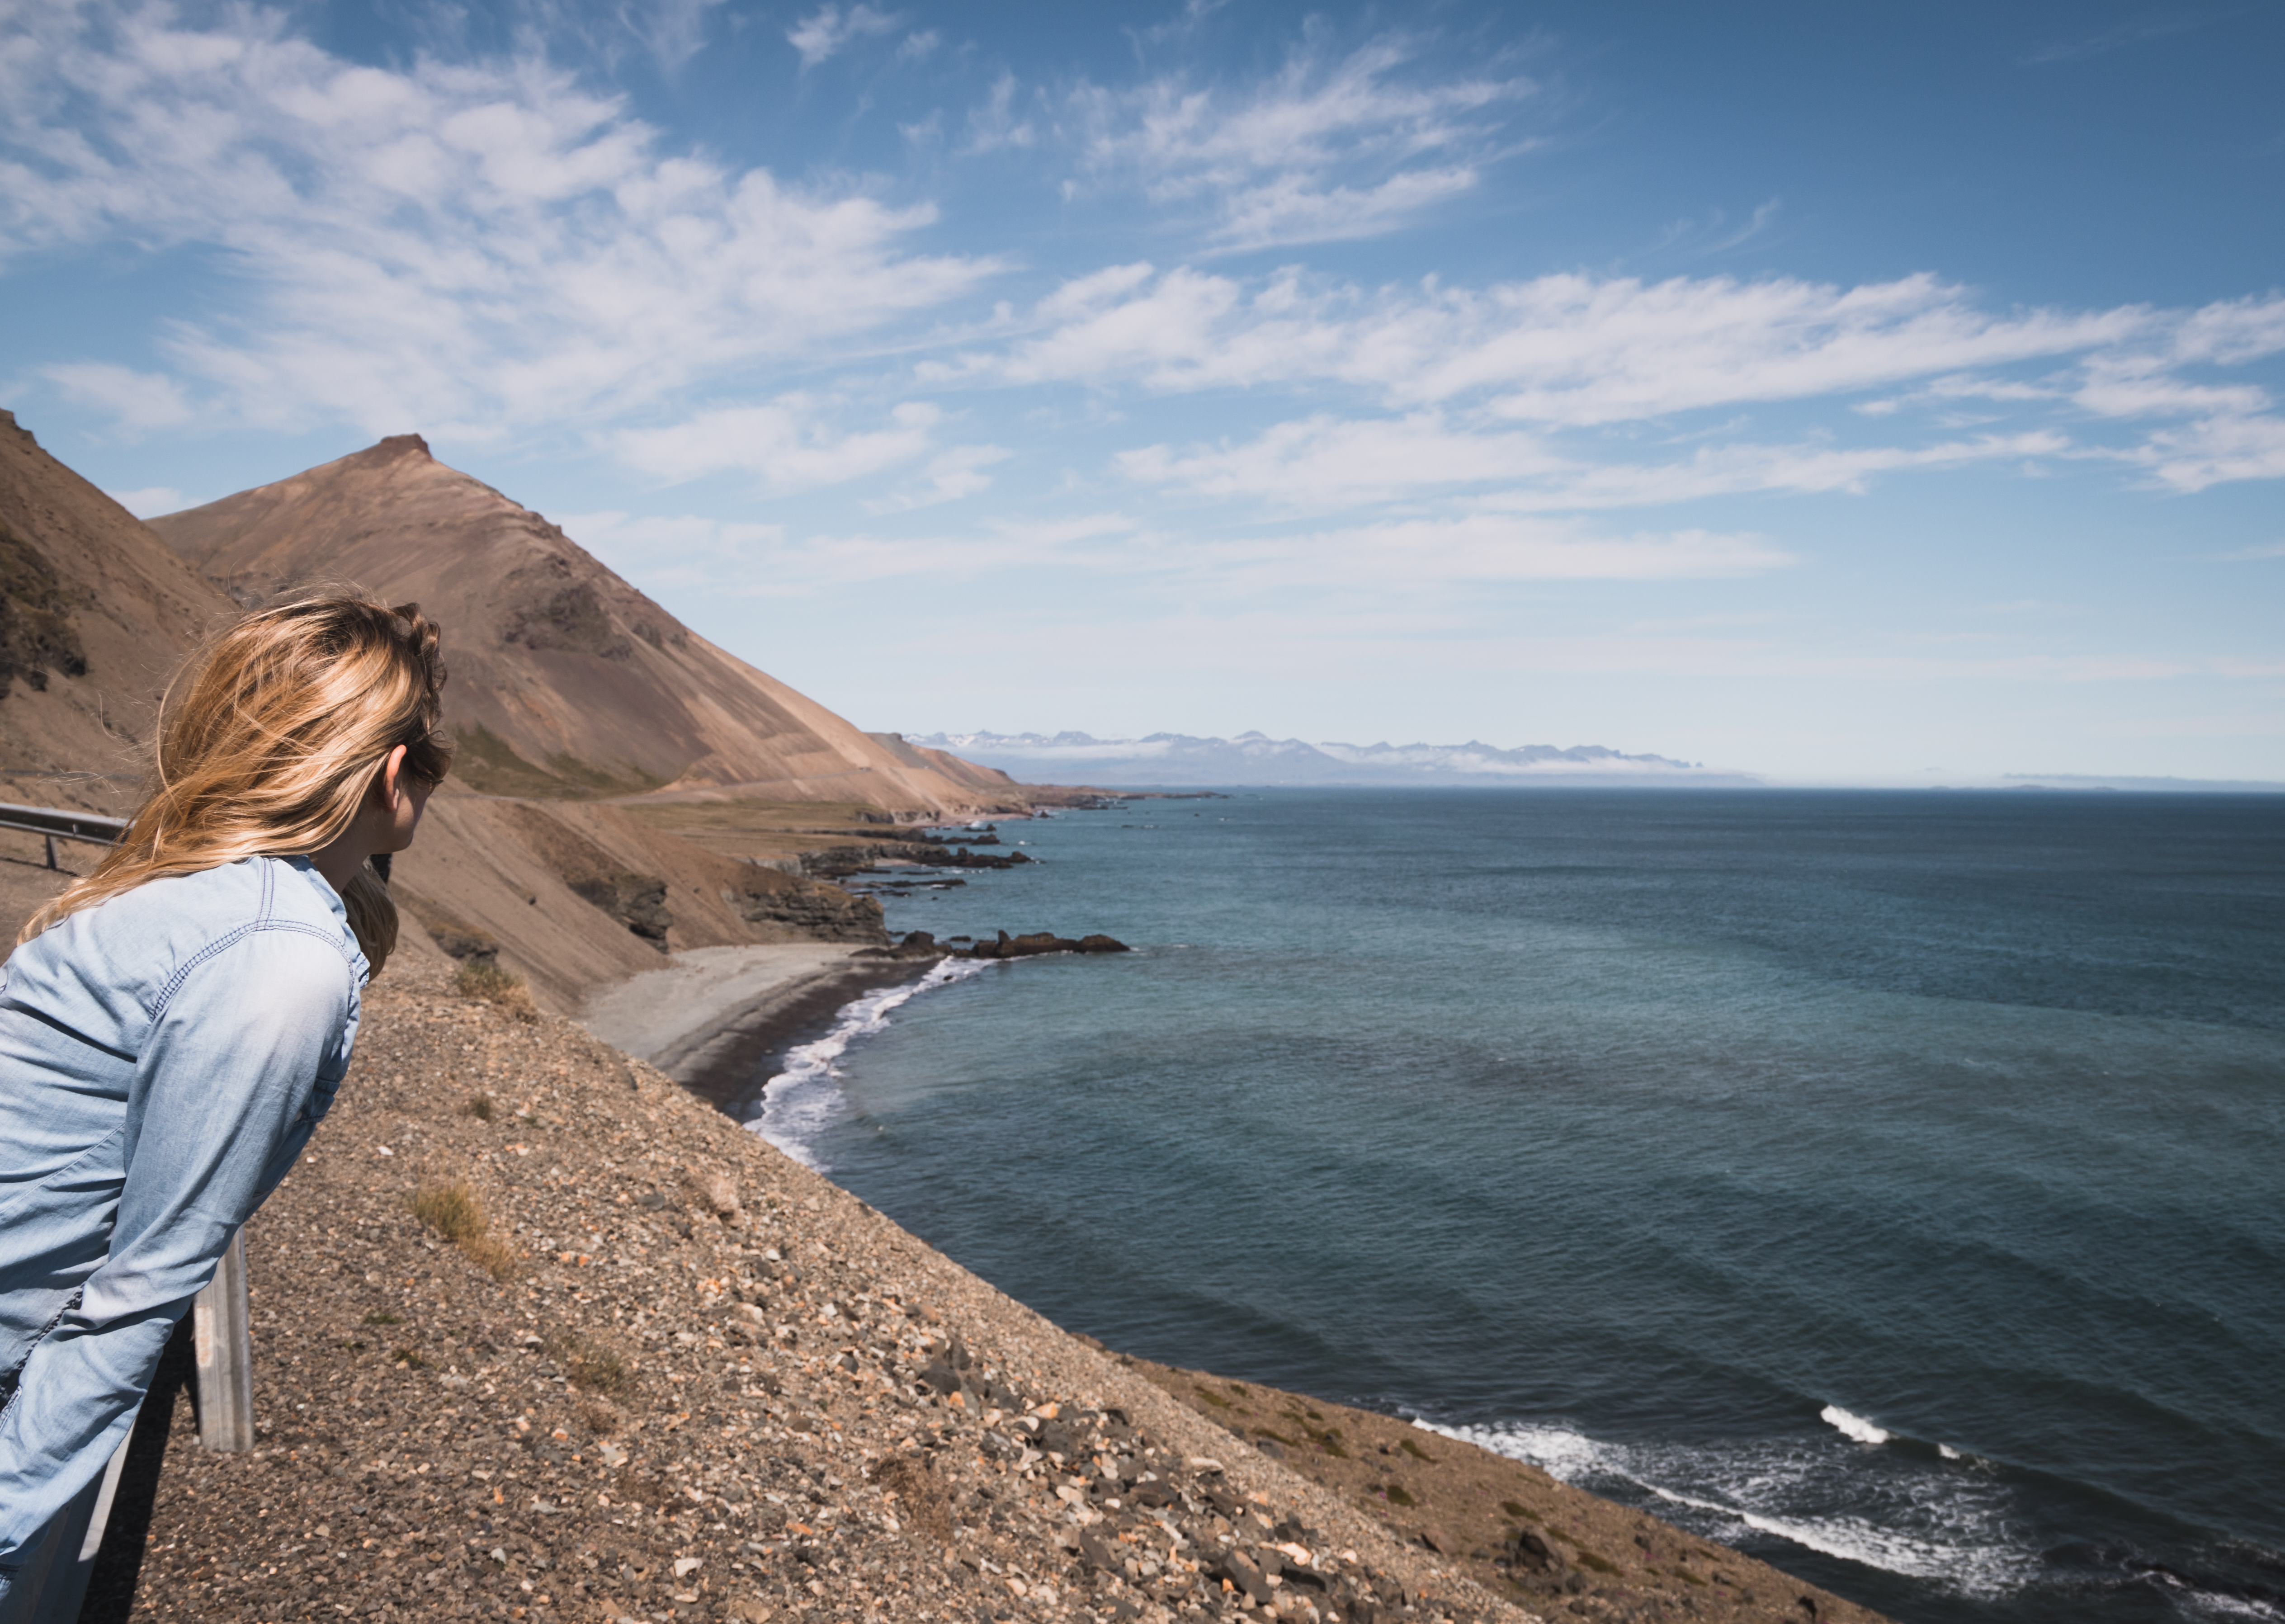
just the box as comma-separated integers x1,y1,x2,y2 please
43,833,57,869
192,1232,255,1452
1,1423,134,1624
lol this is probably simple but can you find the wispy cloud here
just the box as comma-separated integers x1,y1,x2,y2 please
42,363,195,434
960,74,1037,155
1121,413,2068,513
2025,13,2220,63
1119,412,1562,507
612,399,944,489
1655,198,1783,257
863,444,1013,512
0,4,995,440
2123,411,2285,491
1067,34,1531,249
973,264,2143,422
104,485,187,518
786,4,901,68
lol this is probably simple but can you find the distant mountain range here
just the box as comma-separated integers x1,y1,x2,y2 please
905,731,1758,787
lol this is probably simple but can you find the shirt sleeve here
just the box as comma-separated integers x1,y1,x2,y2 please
0,926,351,1564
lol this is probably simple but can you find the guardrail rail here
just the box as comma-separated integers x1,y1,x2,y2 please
0,801,127,871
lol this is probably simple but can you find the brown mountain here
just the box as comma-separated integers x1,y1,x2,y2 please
0,416,1000,1007
150,434,998,811
0,411,234,803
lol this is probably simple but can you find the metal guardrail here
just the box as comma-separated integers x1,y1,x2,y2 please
0,801,127,871
3,807,254,1623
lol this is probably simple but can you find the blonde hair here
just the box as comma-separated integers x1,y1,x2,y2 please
21,595,451,974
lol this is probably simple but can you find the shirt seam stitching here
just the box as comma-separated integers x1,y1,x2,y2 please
150,920,356,1024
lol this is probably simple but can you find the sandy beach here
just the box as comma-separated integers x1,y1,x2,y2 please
577,944,943,1113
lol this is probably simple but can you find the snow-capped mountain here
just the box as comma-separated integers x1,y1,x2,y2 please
903,731,1755,787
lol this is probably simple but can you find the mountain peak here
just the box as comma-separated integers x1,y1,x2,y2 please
145,440,998,810
365,432,432,462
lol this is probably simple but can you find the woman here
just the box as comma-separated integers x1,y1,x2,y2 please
0,596,449,1597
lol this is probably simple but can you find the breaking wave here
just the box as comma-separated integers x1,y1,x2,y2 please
745,958,989,1169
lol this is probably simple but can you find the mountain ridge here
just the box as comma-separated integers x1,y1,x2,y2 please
911,729,1756,787
149,435,1002,813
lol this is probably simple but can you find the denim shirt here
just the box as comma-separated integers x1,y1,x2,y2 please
0,856,364,1573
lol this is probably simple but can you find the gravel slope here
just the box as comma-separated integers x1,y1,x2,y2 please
89,962,1544,1624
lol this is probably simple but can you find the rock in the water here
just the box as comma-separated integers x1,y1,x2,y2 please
959,928,1130,960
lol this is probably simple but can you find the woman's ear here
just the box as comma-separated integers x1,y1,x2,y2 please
377,744,411,811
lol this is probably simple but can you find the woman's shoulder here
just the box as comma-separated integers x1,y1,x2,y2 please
5,857,362,1043
25,857,362,986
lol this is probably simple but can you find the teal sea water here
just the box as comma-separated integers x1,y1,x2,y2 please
737,790,2285,1624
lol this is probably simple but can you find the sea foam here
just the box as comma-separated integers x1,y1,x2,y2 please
1420,1417,2040,1598
1822,1404,1892,1445
746,958,988,1169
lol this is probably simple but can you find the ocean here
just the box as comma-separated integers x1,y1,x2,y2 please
735,788,2285,1624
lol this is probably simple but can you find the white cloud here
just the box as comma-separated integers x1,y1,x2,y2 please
42,362,194,433
981,265,2148,424
1473,431,2074,510
104,485,187,517
2074,357,2270,419
864,444,1012,511
0,5,995,439
1210,165,1478,252
786,4,901,68
2125,413,2285,493
2168,295,2285,365
612,399,943,488
960,74,1036,155
1119,412,1561,506
1069,34,1530,249
1265,515,1793,584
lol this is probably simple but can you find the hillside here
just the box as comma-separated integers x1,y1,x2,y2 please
150,435,1000,812
0,415,961,1007
85,956,1884,1624
0,411,234,807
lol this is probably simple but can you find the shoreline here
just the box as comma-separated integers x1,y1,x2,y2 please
576,942,942,1115
561,901,1899,1624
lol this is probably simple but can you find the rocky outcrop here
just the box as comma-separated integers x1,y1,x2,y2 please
568,871,673,951
0,519,89,699
0,411,230,785
734,878,888,945
961,930,1129,960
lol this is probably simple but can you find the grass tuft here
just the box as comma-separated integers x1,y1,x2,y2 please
551,1331,633,1395
406,1178,519,1279
1398,1435,1435,1462
461,1232,519,1281
407,1178,486,1243
362,1311,402,1327
461,1092,496,1121
453,957,538,1021
1385,1484,1417,1507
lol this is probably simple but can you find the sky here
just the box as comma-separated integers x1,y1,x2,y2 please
2,0,2281,785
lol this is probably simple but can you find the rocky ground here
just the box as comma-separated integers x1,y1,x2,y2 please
75,956,1890,1624
82,961,1534,1624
